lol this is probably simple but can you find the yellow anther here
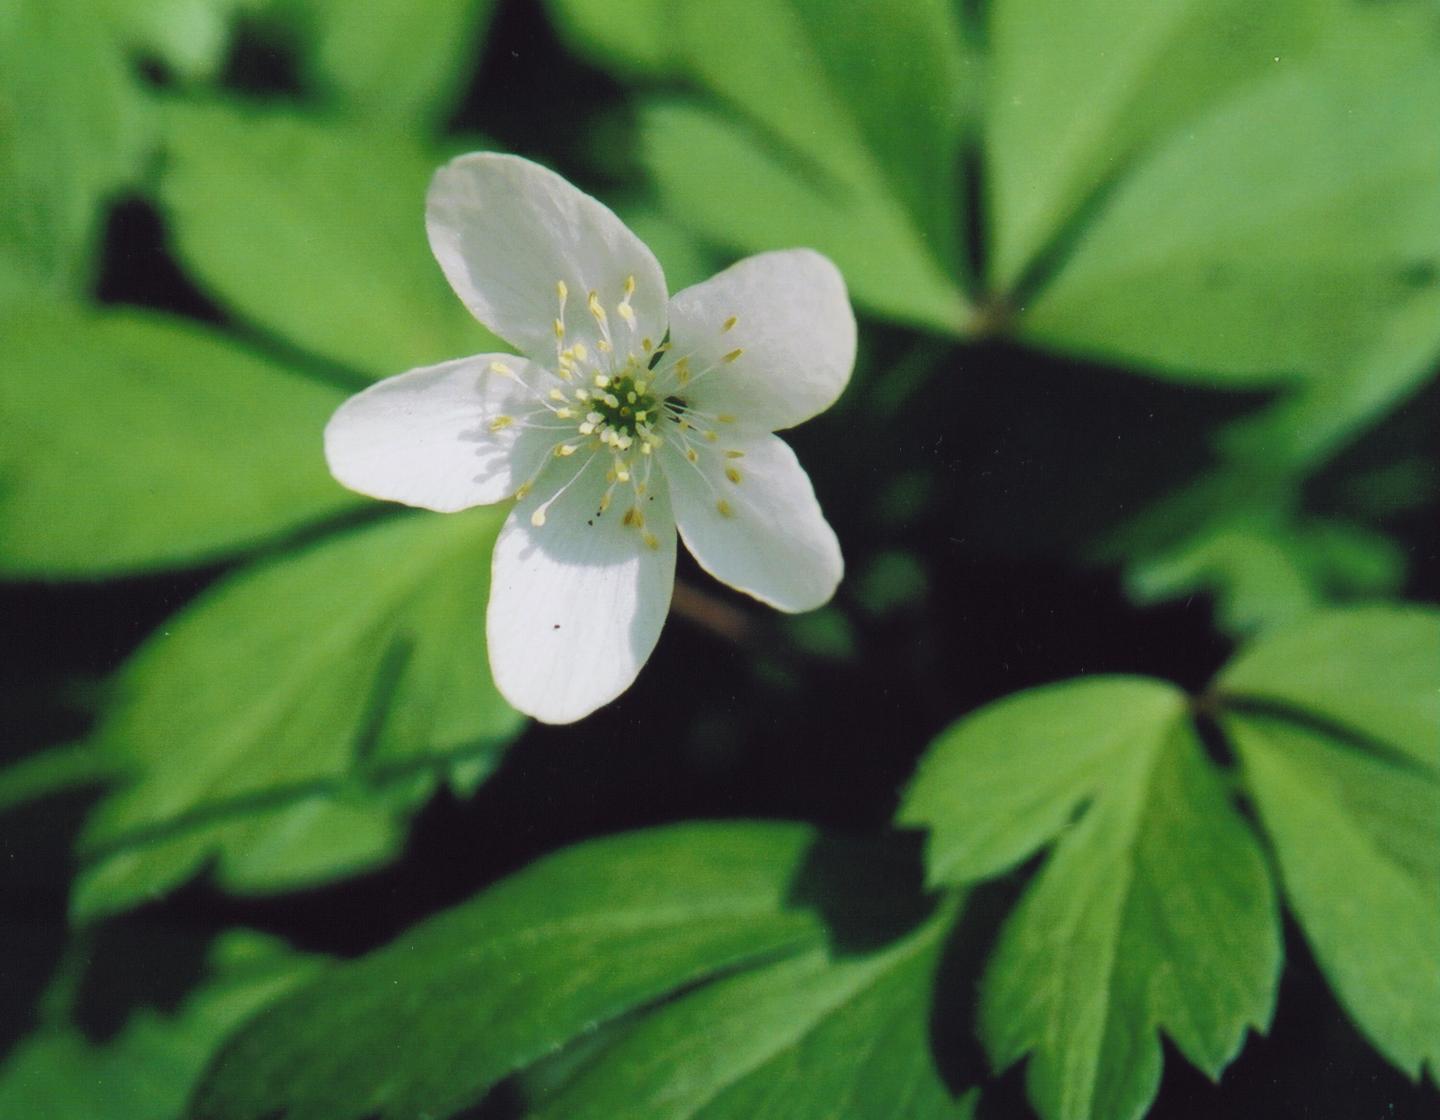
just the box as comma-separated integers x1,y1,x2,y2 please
627,391,638,404
549,388,566,401
704,430,719,442
622,507,644,528
643,532,659,550
553,318,565,338
597,338,613,353
723,348,744,364
555,443,578,457
489,361,515,377
594,374,610,388
716,499,734,518
555,408,574,419
642,337,654,352
617,302,637,328
588,290,607,325
725,467,742,484
634,380,648,394
599,492,612,512
686,448,699,463
725,450,745,458
616,468,631,482
489,415,513,431
624,275,636,297
530,508,547,527
556,280,568,303
718,413,736,424
515,482,533,499
573,342,589,361
722,315,738,332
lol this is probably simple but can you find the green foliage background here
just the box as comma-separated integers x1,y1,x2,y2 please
1,1,1437,1118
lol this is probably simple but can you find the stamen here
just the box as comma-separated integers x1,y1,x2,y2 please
722,315,738,332
723,348,743,363
716,499,734,517
489,415,513,431
725,467,742,484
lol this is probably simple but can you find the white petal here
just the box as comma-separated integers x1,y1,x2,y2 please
487,452,676,723
427,153,668,365
662,432,842,612
324,354,559,513
663,249,855,432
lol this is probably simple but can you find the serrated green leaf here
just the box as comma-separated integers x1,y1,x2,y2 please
0,932,321,1120
0,0,147,305
0,304,356,578
1228,715,1440,1081
272,0,497,127
639,0,974,334
898,677,1190,885
984,0,1326,290
73,510,524,921
157,101,497,378
1218,604,1440,772
189,823,837,1120
533,905,975,1120
901,677,1279,1120
1019,27,1440,389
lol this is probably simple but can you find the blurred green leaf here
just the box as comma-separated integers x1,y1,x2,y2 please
105,0,255,81
1228,715,1440,1081
270,0,497,127
0,304,357,578
157,101,497,377
1124,517,1406,638
544,0,676,77
901,677,1279,1120
0,931,321,1120
534,905,974,1120
984,0,1325,291
639,0,974,333
0,0,147,305
1019,31,1440,391
190,823,837,1120
1218,604,1440,772
72,509,524,922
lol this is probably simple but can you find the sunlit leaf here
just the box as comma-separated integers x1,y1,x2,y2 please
190,823,842,1120
1019,28,1440,390
984,0,1327,290
0,304,357,578
157,101,497,378
901,677,1279,1120
639,0,974,333
543,0,676,77
533,905,975,1120
272,0,497,127
72,510,524,921
0,0,147,304
0,932,321,1120
1229,715,1440,1080
1218,604,1440,772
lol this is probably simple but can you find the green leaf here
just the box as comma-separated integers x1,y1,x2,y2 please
0,0,147,305
189,823,838,1120
1019,29,1440,389
0,931,322,1120
72,510,524,921
1218,604,1440,772
272,0,497,127
533,905,975,1120
0,304,357,578
157,101,497,378
898,677,1190,884
1123,517,1406,638
543,0,677,78
984,0,1327,290
105,0,254,82
901,677,1279,1120
1228,715,1440,1080
639,0,974,333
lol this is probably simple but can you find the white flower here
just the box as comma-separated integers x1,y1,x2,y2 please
325,153,854,724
